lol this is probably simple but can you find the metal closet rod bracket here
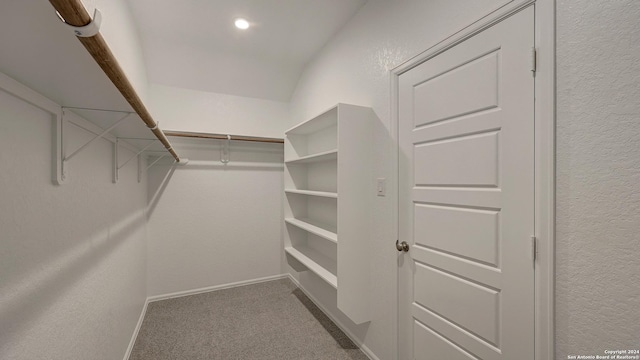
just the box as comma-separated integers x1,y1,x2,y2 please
146,154,169,171
145,152,190,171
57,8,102,37
221,134,231,164
114,138,157,184
58,107,132,183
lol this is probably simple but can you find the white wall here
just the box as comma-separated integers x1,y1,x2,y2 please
146,138,285,297
0,87,148,360
149,83,289,138
288,1,511,358
555,0,640,357
144,84,288,297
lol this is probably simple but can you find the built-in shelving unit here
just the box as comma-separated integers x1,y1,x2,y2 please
284,103,374,324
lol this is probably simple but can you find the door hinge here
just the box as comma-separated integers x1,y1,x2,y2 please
530,47,537,74
531,236,538,262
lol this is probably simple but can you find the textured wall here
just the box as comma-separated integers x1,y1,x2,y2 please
556,0,640,357
0,89,148,359
146,139,285,297
288,1,511,358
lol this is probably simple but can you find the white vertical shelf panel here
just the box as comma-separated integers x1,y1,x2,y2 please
284,103,374,324
336,104,374,324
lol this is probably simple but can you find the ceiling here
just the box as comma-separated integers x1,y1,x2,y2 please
126,0,367,102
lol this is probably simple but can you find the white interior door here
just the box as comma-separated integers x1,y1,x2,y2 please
398,7,535,360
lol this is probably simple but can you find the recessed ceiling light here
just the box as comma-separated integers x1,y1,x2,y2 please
234,18,250,30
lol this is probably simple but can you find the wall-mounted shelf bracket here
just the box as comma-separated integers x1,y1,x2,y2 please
59,108,131,183
145,152,189,171
113,138,157,183
221,134,231,164
0,71,64,185
146,153,169,171
138,154,143,183
49,1,181,163
54,111,65,185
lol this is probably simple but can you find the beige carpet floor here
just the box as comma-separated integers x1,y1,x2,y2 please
129,278,368,360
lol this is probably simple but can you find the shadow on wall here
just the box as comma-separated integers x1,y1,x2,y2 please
147,160,176,219
170,138,285,167
146,139,284,217
0,210,146,350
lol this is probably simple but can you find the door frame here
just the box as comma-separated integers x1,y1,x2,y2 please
389,1,555,359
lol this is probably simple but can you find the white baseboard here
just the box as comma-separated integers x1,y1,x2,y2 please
146,274,289,303
286,274,380,360
123,298,149,360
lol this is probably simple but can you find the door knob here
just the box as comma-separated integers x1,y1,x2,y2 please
396,240,409,252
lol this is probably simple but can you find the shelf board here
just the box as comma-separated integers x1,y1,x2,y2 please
285,218,338,244
285,189,338,199
285,106,338,135
285,246,338,289
285,149,338,164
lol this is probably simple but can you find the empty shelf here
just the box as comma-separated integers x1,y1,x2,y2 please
285,189,338,198
285,149,338,164
285,218,338,244
285,246,337,289
285,106,338,135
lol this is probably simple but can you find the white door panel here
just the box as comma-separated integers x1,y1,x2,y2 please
399,7,535,360
414,321,478,360
413,50,499,127
414,264,500,345
414,131,500,187
414,204,500,266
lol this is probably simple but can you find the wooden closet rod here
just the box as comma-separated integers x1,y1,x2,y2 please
165,130,285,144
48,0,180,162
